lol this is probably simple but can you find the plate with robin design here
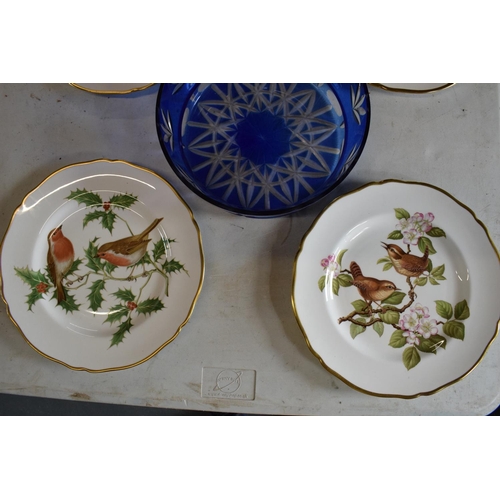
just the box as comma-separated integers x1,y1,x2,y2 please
292,180,500,398
0,159,204,372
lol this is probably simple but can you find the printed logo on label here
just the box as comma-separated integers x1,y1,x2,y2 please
202,367,256,400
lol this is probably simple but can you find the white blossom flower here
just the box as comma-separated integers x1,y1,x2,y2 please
402,228,420,246
418,318,439,339
403,330,420,345
320,254,340,277
400,312,420,332
411,303,430,320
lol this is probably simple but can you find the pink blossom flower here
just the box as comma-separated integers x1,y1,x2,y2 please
403,330,420,345
418,318,439,339
320,254,339,277
400,312,420,332
411,303,430,320
396,218,412,232
402,228,420,246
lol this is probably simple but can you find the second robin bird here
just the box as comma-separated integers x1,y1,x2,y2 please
350,261,398,306
382,242,429,278
97,218,163,267
47,225,75,304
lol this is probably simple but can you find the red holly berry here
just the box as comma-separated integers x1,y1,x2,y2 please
36,283,48,294
103,201,111,211
126,301,137,311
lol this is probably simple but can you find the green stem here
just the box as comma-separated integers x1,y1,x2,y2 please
115,213,134,235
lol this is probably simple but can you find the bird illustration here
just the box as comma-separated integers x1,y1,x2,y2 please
97,218,163,268
350,261,399,306
381,242,429,278
47,225,75,304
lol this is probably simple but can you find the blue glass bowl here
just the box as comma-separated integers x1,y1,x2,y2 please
156,83,370,217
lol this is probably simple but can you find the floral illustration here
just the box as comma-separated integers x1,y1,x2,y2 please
317,208,469,370
14,189,188,348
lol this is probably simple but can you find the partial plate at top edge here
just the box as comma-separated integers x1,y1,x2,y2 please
370,83,455,94
70,83,154,95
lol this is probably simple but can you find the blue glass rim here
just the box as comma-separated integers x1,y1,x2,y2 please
155,83,371,218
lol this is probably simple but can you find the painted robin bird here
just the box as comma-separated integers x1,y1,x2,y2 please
47,225,75,304
350,261,399,306
97,218,163,268
382,242,429,278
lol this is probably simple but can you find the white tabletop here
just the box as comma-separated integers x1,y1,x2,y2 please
0,83,498,415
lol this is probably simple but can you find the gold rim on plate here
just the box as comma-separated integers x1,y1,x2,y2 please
69,83,155,95
369,83,455,94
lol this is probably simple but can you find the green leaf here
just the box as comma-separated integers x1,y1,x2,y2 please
454,300,470,321
431,264,445,277
83,210,106,228
389,329,407,348
14,266,49,288
336,249,348,267
379,310,400,325
427,227,446,238
350,322,366,339
26,288,45,311
108,193,138,210
394,208,411,220
87,279,106,311
331,277,340,296
383,262,394,272
377,257,390,264
135,251,152,267
101,211,116,233
67,188,102,207
318,275,326,292
417,334,447,354
162,258,188,275
110,318,133,347
351,300,370,314
403,346,421,370
426,259,433,272
429,277,439,285
104,304,130,325
433,275,446,281
136,298,165,316
112,288,136,303
53,291,80,313
104,262,117,274
373,321,384,337
443,320,465,340
387,230,403,240
435,300,453,320
418,236,436,255
84,239,104,272
382,291,406,305
337,273,353,287
414,277,428,286
153,239,168,262
67,258,83,276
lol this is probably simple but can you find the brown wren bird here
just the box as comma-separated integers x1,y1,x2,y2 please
350,261,399,306
382,242,429,278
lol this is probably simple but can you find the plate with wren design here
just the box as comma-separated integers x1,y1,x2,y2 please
0,159,204,372
292,180,500,398
156,83,370,217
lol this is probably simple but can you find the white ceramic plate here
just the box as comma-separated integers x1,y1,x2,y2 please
70,83,153,94
0,159,204,372
292,180,500,398
371,83,454,93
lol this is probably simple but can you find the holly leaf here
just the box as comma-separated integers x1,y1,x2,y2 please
382,291,406,305
87,279,106,311
53,290,80,313
108,193,138,210
105,262,117,274
435,300,453,320
350,321,366,339
379,310,400,325
394,208,411,220
387,230,403,240
67,188,102,207
162,258,188,275
418,236,436,255
101,211,116,233
331,277,340,296
14,266,49,288
336,249,348,267
403,346,421,370
26,288,45,311
67,258,83,276
454,300,470,321
427,227,446,238
389,329,407,348
83,210,106,228
337,274,353,287
373,321,384,337
104,304,130,325
318,275,326,292
443,320,465,340
110,318,133,347
84,238,104,272
135,251,152,267
136,298,165,316
417,334,447,354
153,239,168,262
112,288,135,303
